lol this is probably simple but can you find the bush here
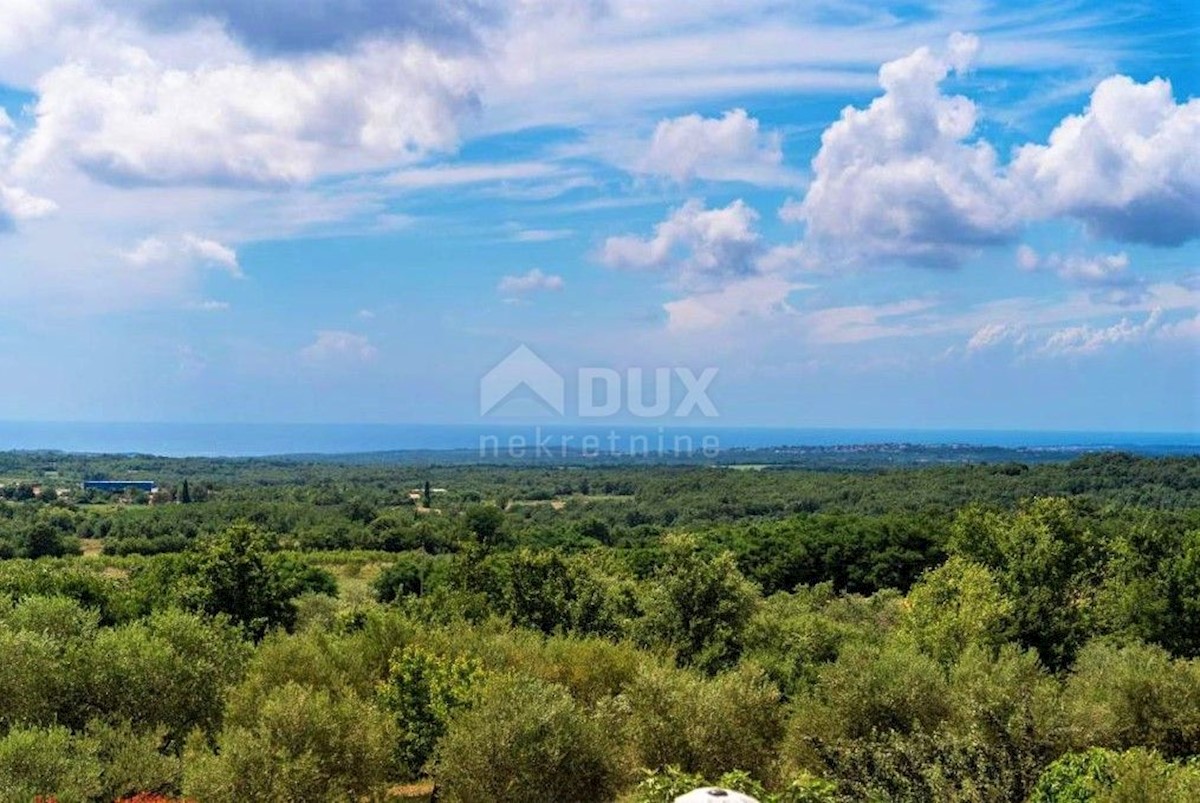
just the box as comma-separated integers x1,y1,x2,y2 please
788,639,951,749
624,663,784,784
183,682,397,802
434,673,621,803
0,725,102,802
74,609,250,739
1027,747,1200,803
1062,640,1200,757
902,557,1013,665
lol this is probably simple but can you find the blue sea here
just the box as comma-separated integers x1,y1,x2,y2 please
0,421,1195,458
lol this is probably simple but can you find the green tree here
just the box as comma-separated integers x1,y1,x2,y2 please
464,504,507,549
377,645,482,778
903,556,1014,665
949,498,1104,669
638,536,760,673
176,525,325,639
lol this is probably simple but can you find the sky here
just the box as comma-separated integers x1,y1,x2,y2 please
0,0,1196,432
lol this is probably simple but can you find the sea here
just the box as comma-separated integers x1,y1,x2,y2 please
0,421,1195,458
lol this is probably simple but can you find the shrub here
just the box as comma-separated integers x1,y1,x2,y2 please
434,674,621,803
182,682,396,803
902,557,1013,665
0,725,102,802
624,663,784,783
1062,640,1200,757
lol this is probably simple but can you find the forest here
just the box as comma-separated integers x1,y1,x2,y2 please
0,450,1199,801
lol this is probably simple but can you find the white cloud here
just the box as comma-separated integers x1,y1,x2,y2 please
796,33,1019,268
636,108,787,185
16,38,481,187
0,109,57,230
497,268,564,295
385,161,562,190
663,275,799,332
509,228,573,242
966,322,1023,353
1158,314,1200,342
1025,250,1148,305
300,330,378,362
190,299,229,311
1040,309,1162,357
0,184,58,229
120,233,242,277
1012,76,1200,245
119,0,497,55
601,199,762,290
1016,244,1039,271
803,298,938,344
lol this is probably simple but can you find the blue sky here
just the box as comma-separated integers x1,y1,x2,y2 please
0,0,1196,431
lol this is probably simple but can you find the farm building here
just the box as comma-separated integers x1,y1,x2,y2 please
82,480,157,493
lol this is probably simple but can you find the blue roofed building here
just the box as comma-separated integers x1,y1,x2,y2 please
82,480,157,493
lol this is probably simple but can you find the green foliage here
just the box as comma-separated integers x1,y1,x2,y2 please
903,556,1014,665
1061,640,1200,757
1030,746,1200,802
0,725,102,802
632,766,837,803
182,682,397,803
638,535,760,673
790,639,952,745
434,673,622,803
1029,748,1115,803
174,524,334,638
377,645,482,778
372,554,428,602
624,663,784,783
463,503,507,549
949,498,1105,669
0,456,1196,799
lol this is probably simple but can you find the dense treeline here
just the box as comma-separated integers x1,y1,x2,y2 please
0,453,1198,800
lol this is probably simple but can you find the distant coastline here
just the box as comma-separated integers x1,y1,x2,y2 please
0,421,1195,460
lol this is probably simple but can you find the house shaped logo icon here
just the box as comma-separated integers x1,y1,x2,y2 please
479,344,565,417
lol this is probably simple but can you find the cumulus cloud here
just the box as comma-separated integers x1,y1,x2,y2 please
15,39,480,187
796,32,1019,268
636,108,786,184
120,233,242,277
497,268,564,295
0,184,57,230
601,199,762,290
1020,247,1148,305
1012,76,1200,245
1016,244,1040,271
1040,309,1162,357
300,330,378,362
0,109,57,231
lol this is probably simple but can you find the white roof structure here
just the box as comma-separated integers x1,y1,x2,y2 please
674,788,761,803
